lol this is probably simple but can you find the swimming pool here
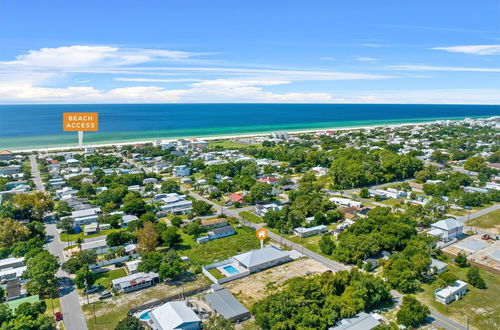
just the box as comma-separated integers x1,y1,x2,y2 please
138,311,151,321
222,265,240,275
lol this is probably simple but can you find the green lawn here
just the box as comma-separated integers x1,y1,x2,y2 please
179,227,260,266
60,228,121,242
208,140,254,149
416,265,500,330
465,209,500,232
43,296,61,316
95,268,127,289
239,211,264,223
208,268,225,279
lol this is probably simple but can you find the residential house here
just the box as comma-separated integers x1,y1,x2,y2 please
435,280,467,304
0,150,12,161
81,239,109,255
254,203,282,217
204,284,250,322
429,258,448,274
201,218,228,229
111,272,160,293
149,301,201,330
233,246,290,273
173,165,190,177
294,225,327,238
71,207,101,226
197,225,236,244
329,197,362,208
329,312,381,330
159,193,193,214
428,218,463,242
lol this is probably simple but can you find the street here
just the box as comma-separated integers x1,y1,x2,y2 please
30,155,88,330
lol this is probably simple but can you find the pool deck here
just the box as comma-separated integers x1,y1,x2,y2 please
217,262,247,277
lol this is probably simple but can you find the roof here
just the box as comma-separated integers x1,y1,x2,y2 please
204,288,249,320
72,207,100,218
111,272,159,290
6,294,39,312
210,225,235,236
81,239,107,251
330,312,381,330
430,258,448,269
0,150,12,155
234,246,289,268
201,218,228,227
150,301,200,329
436,280,467,298
431,218,462,231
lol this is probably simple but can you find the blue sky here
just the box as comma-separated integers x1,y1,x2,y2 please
0,0,499,103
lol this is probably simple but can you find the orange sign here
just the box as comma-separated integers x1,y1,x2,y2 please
256,228,268,240
63,112,98,131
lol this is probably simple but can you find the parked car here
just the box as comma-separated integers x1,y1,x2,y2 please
54,312,63,321
99,291,112,300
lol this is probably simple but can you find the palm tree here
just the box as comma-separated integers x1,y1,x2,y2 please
76,237,83,251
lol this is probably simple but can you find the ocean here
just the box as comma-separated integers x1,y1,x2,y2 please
0,103,498,150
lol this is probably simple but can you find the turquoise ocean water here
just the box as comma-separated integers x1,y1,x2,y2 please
0,104,498,150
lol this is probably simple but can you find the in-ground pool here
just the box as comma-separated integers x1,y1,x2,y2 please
138,311,151,321
222,265,240,275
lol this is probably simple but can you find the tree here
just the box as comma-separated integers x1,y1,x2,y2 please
78,183,96,198
115,316,145,330
0,303,12,324
467,266,486,289
55,201,73,217
57,217,74,232
0,217,31,247
161,226,182,248
192,200,213,216
318,235,335,255
23,251,60,295
137,251,163,273
183,220,205,238
62,250,97,274
245,182,273,203
463,156,486,172
122,198,147,216
204,314,235,330
359,188,369,198
161,180,180,193
74,266,96,290
106,230,134,247
396,296,430,328
0,286,4,302
136,221,159,254
12,191,54,220
170,216,183,227
455,252,468,267
158,250,187,280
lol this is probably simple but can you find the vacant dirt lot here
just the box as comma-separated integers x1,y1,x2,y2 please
224,258,330,308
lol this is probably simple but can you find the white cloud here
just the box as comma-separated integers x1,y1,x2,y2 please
319,57,335,61
392,65,500,72
355,57,379,62
1,45,203,69
115,78,204,82
431,45,500,55
361,43,384,48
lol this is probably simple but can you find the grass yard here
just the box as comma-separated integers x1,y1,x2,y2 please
82,275,210,330
43,296,61,315
208,140,254,149
239,211,264,223
180,227,260,266
208,268,225,279
416,265,500,330
95,268,127,289
465,209,500,233
60,228,120,242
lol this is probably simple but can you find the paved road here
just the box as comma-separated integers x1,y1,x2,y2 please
455,204,500,236
29,155,88,330
29,155,45,192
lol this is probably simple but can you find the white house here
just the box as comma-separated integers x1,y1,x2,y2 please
81,239,109,255
429,258,448,274
111,272,159,293
254,203,282,217
428,218,463,242
294,225,327,238
71,207,101,226
173,165,190,177
329,197,362,208
149,301,201,330
159,193,193,214
435,280,467,304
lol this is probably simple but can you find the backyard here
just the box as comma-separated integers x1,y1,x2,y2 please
94,267,128,290
239,211,264,223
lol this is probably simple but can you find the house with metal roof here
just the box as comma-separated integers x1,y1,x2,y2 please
149,301,201,330
428,218,463,242
293,225,327,238
233,246,291,273
429,258,448,274
329,312,381,330
204,285,250,322
111,271,159,293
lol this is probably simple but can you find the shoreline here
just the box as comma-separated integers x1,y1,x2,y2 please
6,117,489,153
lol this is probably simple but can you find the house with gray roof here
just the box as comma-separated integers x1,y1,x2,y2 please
204,285,250,322
111,271,159,293
329,312,381,330
149,301,201,330
233,246,290,273
428,218,463,242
